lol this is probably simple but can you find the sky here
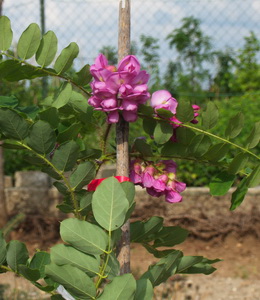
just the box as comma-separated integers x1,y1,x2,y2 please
2,0,260,75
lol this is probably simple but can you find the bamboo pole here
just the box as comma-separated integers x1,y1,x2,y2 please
116,0,131,274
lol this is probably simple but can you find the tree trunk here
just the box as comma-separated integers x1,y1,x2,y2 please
116,0,131,274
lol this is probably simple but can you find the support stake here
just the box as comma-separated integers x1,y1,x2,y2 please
116,0,131,274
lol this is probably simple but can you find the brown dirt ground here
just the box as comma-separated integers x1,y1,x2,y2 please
0,216,260,299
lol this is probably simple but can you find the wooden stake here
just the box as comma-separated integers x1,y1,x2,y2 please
116,0,131,274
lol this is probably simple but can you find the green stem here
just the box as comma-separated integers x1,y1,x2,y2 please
0,265,57,296
2,52,91,97
148,114,260,161
0,265,12,272
180,122,260,161
17,142,80,218
95,231,112,289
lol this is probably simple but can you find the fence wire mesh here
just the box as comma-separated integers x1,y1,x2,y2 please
2,0,260,97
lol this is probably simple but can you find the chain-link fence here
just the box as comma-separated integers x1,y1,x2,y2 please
2,0,260,96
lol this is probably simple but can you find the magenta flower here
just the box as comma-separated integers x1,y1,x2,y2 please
151,90,178,114
88,54,150,123
150,90,200,140
130,159,186,203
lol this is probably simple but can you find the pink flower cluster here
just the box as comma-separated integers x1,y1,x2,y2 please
150,90,200,138
89,54,150,123
130,159,186,203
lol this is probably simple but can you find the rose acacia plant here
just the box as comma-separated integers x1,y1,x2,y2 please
0,17,260,300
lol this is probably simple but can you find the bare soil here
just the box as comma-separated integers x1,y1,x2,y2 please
0,215,260,299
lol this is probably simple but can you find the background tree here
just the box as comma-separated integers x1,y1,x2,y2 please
166,16,213,100
99,45,117,65
234,31,260,92
211,48,236,98
140,34,161,91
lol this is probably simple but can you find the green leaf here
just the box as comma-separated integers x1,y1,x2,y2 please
156,108,173,118
175,100,194,122
134,279,153,300
246,121,260,149
121,181,135,207
142,118,156,136
161,141,187,157
0,96,18,108
98,274,136,300
121,181,136,221
130,217,164,243
73,64,92,86
246,164,260,188
0,140,26,149
188,134,212,157
53,181,69,195
18,265,41,281
203,143,230,162
176,256,203,273
29,251,50,278
142,244,177,258
154,122,173,144
139,104,154,117
45,263,96,299
141,251,183,287
60,218,108,255
228,152,249,174
27,120,56,154
79,191,93,215
52,82,73,109
133,139,153,157
0,16,13,51
57,123,81,144
6,241,29,272
36,30,58,67
0,108,29,140
54,42,79,74
225,112,244,139
230,177,248,210
176,127,196,145
209,171,236,196
105,253,120,280
153,226,189,248
17,106,39,119
41,166,62,180
3,64,47,81
50,244,100,277
51,295,65,300
56,203,74,214
0,231,6,265
52,140,80,172
17,23,41,60
178,257,220,275
201,102,219,129
70,161,96,191
68,91,90,114
34,282,56,292
39,107,59,129
92,177,129,231
0,60,21,80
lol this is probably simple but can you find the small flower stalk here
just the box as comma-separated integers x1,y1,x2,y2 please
130,159,186,203
89,54,150,123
